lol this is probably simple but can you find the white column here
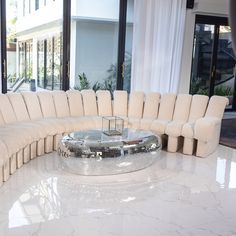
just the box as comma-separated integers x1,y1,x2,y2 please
70,20,77,89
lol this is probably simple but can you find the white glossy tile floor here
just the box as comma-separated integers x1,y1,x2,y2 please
0,145,236,236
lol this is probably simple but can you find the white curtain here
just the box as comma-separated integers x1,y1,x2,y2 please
131,0,187,93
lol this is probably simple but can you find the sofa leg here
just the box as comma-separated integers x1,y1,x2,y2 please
167,136,183,153
16,150,24,168
54,134,62,151
10,154,17,175
30,142,37,159
23,145,30,163
3,161,10,182
183,138,196,155
196,138,219,158
37,139,45,156
167,136,178,152
45,136,53,153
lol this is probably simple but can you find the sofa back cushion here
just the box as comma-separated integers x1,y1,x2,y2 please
21,92,43,120
52,91,70,118
113,90,128,117
157,93,176,121
128,91,144,118
37,91,57,118
7,93,30,122
96,90,112,116
143,92,160,119
188,95,209,122
66,90,84,117
0,94,17,124
205,95,229,119
81,90,98,116
172,94,192,122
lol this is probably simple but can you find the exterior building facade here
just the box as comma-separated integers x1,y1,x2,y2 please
9,0,134,92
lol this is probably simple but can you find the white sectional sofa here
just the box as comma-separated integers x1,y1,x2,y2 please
0,90,228,186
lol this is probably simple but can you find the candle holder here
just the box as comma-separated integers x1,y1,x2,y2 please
102,116,124,136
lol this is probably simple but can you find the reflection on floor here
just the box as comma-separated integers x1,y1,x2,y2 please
0,146,236,236
220,118,236,148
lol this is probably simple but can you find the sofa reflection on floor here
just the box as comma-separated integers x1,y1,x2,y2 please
0,90,228,186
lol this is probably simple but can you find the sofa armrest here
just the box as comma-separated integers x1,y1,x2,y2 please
194,117,221,142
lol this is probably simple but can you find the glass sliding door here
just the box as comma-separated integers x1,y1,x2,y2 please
190,15,236,110
214,26,236,110
2,0,132,93
190,23,215,95
70,0,134,93
5,0,63,92
70,0,120,92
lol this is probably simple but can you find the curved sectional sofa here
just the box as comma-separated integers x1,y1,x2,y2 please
0,90,228,186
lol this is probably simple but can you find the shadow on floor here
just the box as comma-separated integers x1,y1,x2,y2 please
220,118,236,149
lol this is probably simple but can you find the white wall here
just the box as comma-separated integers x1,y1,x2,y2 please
16,0,63,34
72,0,120,20
70,20,133,88
179,0,229,93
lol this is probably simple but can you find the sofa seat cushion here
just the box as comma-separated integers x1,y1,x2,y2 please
0,140,9,165
35,118,68,135
139,118,154,130
181,122,195,138
85,116,102,130
0,127,32,156
128,118,140,129
150,120,170,134
165,121,185,137
60,116,100,132
15,122,48,139
194,117,221,142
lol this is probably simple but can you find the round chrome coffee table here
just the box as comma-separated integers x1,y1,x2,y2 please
58,129,161,175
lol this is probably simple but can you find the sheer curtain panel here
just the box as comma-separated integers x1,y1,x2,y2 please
131,0,186,93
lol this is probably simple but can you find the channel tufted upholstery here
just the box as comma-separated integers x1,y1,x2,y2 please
0,90,228,187
140,92,160,130
165,94,192,152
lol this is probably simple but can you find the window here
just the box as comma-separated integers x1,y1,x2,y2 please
69,0,134,93
3,0,63,92
15,40,33,91
1,0,132,93
35,0,39,10
37,34,62,90
190,15,236,110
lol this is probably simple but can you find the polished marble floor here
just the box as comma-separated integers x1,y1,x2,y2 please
0,145,236,236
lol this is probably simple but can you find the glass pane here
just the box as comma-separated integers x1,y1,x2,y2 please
70,0,120,93
37,40,45,88
123,0,134,92
190,24,215,95
214,26,236,109
6,0,63,92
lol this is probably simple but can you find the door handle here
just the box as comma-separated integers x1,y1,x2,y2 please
211,65,215,78
3,59,7,79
